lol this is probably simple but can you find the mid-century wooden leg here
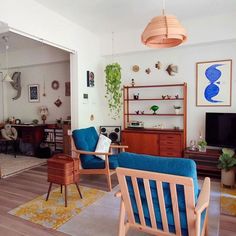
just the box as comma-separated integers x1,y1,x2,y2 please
46,182,52,201
65,185,67,207
75,183,83,199
106,174,112,192
61,185,63,193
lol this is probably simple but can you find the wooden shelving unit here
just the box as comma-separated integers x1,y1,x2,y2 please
44,127,63,153
123,83,187,148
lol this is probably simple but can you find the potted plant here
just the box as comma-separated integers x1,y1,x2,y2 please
105,63,122,119
218,148,236,187
173,105,181,114
198,139,207,152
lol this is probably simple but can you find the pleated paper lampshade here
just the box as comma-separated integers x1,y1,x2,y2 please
141,15,187,48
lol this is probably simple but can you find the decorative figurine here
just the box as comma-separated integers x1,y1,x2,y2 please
166,64,178,76
175,94,179,99
135,110,140,114
150,105,159,115
133,93,139,100
167,95,171,99
131,79,135,87
162,95,166,100
155,61,161,70
145,68,151,74
141,111,145,114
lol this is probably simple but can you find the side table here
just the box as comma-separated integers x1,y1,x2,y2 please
46,154,82,207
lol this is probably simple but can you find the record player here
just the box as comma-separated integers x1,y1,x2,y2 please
128,121,144,128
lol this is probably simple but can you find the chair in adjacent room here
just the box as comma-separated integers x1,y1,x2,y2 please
116,152,211,236
72,127,128,191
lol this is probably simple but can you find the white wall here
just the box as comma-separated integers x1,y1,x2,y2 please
5,62,70,123
0,0,103,130
104,41,236,145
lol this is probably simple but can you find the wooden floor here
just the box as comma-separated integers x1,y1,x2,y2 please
0,165,235,236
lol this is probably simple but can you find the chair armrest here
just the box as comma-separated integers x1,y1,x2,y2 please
110,144,128,149
72,149,112,156
195,177,211,236
115,190,122,198
195,177,211,214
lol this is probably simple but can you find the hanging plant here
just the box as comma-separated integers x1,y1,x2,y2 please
105,63,122,119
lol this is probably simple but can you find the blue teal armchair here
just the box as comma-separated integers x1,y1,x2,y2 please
116,152,210,236
72,127,127,191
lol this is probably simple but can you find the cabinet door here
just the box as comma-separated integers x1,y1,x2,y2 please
122,132,159,156
159,134,182,157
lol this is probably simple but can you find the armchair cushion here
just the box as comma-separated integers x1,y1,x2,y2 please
72,127,99,167
83,154,119,169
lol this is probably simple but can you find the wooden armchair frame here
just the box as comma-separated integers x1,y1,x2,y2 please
71,138,127,191
116,167,210,236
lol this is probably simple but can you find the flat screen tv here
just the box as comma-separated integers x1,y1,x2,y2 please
205,113,236,148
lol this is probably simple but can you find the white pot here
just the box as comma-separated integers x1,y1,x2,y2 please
221,169,235,187
198,145,206,152
175,109,180,115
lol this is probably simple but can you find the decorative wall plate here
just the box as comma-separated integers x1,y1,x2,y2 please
54,98,62,107
51,80,59,90
132,65,140,72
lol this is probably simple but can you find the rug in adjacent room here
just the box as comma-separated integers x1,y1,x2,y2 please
9,185,106,229
220,187,236,216
0,154,46,178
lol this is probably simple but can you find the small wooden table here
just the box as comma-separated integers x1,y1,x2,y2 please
46,154,82,207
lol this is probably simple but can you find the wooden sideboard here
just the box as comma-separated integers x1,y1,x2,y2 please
184,148,221,178
13,124,46,154
121,128,184,157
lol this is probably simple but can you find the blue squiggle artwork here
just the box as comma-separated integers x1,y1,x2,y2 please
204,64,223,103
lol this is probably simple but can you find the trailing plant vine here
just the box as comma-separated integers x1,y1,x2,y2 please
105,63,122,119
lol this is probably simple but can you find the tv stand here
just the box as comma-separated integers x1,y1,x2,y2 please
184,148,221,178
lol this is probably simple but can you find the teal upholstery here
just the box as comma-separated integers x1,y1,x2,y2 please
118,152,205,236
72,127,118,169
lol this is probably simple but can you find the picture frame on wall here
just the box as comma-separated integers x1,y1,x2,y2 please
28,84,40,102
87,71,94,87
196,59,232,106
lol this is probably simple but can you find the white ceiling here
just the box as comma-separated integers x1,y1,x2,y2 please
35,0,236,34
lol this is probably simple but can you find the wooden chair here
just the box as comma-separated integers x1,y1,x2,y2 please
116,152,211,236
71,127,127,191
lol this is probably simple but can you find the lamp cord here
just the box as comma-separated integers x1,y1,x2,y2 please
112,31,114,63
162,0,166,15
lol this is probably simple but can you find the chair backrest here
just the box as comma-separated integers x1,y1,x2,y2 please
117,152,198,236
72,127,99,167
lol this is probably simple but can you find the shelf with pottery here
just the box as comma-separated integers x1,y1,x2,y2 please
124,98,184,101
124,113,184,116
122,83,187,157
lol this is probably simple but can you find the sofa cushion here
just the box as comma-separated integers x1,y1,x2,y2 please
83,154,119,169
118,152,199,233
72,127,99,168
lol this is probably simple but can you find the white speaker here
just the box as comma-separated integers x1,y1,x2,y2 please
100,126,121,143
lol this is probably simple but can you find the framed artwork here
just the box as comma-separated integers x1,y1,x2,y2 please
28,84,40,102
87,71,94,87
196,59,232,106
65,82,70,96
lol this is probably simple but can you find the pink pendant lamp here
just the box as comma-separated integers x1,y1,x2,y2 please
141,0,187,48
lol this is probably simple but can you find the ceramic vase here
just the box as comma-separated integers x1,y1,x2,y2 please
221,169,235,187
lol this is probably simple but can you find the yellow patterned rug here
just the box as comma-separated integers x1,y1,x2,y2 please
220,187,236,216
9,185,106,229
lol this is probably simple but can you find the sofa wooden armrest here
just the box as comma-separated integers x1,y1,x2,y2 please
72,149,112,156
195,177,211,236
